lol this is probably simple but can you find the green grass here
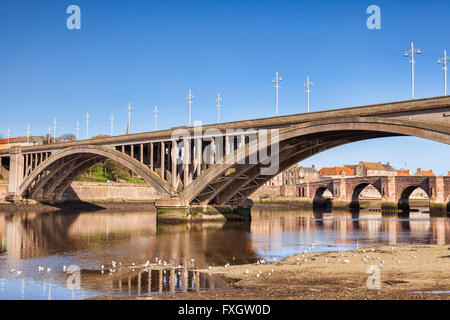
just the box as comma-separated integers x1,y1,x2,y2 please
0,174,3,180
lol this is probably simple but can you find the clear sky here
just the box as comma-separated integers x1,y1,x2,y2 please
0,0,449,174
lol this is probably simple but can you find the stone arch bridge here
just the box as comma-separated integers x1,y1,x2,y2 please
1,96,449,220
298,175,450,212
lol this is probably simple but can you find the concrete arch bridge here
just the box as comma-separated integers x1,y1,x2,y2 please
1,96,449,220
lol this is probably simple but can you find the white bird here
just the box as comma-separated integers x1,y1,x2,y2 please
296,257,300,261
304,258,308,262
208,266,212,270
101,265,105,269
391,247,395,250
324,258,328,263
267,272,271,276
371,248,375,252
112,261,117,268
132,262,136,266
270,269,274,273
63,265,67,273
143,261,150,267
244,270,249,274
397,260,401,264
16,271,22,276
9,269,15,273
413,256,417,259
163,260,167,266
38,266,44,272
256,274,260,278
343,259,350,264
155,257,159,262
47,268,51,273
224,263,230,268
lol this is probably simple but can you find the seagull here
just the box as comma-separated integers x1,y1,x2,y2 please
208,266,212,270
143,261,150,267
16,271,22,276
63,265,67,273
324,258,328,263
413,256,417,259
224,263,230,268
267,272,271,276
38,266,44,272
303,258,308,262
112,261,117,268
155,257,159,262
101,265,105,270
343,259,350,264
9,269,15,273
163,260,167,266
371,248,375,252
296,257,300,261
397,260,401,264
47,268,51,273
244,270,249,274
256,274,260,278
270,269,274,273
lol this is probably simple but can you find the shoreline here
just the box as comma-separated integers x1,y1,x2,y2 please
89,244,450,300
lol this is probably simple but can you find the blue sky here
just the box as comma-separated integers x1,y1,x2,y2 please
0,0,449,174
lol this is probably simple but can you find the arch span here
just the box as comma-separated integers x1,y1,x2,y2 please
350,183,382,209
181,116,449,206
20,145,172,201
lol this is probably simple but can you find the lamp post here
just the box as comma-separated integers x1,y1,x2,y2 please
53,119,57,143
127,103,132,134
86,112,90,139
303,76,314,113
186,90,194,126
437,50,450,96
403,42,421,99
272,72,283,116
153,105,159,131
110,114,115,136
27,124,30,144
216,93,223,123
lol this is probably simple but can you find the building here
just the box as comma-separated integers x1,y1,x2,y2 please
397,169,411,176
355,161,397,177
318,166,355,180
414,168,435,176
267,164,318,187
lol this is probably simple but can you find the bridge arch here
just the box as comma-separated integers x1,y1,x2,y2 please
313,186,334,208
20,145,172,201
398,185,430,211
181,117,449,206
350,183,382,209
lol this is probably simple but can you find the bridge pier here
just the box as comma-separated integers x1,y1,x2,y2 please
6,147,24,202
154,198,252,222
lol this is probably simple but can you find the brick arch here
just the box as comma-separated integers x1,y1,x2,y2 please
20,145,172,200
398,185,430,210
350,182,382,208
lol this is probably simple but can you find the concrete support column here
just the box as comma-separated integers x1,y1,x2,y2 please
160,142,165,180
130,144,134,159
183,139,190,188
7,147,24,201
150,142,154,170
209,137,215,166
140,144,144,163
195,138,202,176
171,140,177,190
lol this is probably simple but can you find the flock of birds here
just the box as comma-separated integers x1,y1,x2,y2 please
7,243,419,280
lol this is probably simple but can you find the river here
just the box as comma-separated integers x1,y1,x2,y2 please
0,207,448,299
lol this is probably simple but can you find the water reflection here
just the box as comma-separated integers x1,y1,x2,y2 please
0,208,449,299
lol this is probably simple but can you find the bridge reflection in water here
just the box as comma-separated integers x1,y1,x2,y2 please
0,209,448,299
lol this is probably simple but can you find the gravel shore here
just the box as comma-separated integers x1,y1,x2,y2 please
114,244,450,300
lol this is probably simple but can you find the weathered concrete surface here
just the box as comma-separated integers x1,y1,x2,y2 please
64,181,163,202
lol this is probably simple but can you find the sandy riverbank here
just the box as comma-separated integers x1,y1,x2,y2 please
92,244,450,300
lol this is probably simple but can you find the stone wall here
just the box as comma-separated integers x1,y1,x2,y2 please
0,182,7,201
62,182,163,202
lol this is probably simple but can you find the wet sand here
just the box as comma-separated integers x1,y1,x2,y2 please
93,245,450,300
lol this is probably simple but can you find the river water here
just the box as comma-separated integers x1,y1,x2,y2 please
0,208,448,299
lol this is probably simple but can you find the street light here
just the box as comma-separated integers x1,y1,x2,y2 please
86,112,90,139
110,114,115,136
272,72,283,116
76,120,80,140
216,92,223,123
437,49,450,96
403,42,421,99
153,105,159,131
303,76,314,113
127,103,132,134
53,119,57,143
186,90,194,126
